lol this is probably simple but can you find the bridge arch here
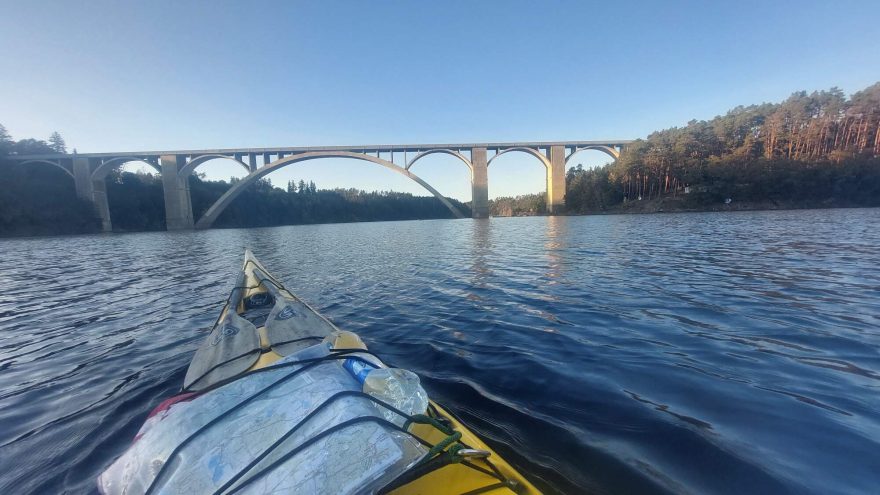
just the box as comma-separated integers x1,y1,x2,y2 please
195,151,465,229
565,145,620,165
91,156,161,181
16,159,74,179
406,149,473,174
487,147,551,169
179,154,250,178
485,147,554,209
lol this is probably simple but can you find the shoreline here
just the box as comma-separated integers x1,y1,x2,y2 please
559,197,879,217
489,201,878,219
2,202,876,239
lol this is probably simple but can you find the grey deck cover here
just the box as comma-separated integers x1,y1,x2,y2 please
184,311,260,390
266,297,335,356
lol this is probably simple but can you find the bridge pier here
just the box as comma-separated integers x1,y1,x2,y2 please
73,157,112,232
92,179,113,232
547,145,566,214
470,147,489,218
160,155,194,230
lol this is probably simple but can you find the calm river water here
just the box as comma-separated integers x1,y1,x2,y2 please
0,209,878,494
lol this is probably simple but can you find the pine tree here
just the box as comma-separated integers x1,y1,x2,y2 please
49,131,66,153
0,124,12,155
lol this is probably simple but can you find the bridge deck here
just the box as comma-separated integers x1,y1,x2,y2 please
5,140,634,160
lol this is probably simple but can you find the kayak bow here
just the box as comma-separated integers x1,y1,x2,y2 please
98,250,540,495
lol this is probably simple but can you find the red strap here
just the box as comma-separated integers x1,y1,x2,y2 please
146,392,199,419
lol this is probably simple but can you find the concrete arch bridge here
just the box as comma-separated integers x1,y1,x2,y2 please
5,140,631,231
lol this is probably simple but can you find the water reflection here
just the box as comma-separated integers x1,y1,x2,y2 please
543,215,565,283
468,219,492,299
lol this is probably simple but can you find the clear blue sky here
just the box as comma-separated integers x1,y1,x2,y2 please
2,0,878,200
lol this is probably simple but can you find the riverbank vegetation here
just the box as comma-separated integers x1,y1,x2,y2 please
189,176,469,229
564,82,880,213
488,194,546,216
0,126,100,236
102,171,470,232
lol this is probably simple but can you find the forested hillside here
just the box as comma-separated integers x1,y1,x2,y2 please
566,82,880,213
102,171,470,232
0,126,100,236
488,194,546,216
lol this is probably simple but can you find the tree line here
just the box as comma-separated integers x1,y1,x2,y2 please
188,175,470,230
0,126,100,236
0,125,67,156
488,194,546,216
84,170,472,232
565,82,880,213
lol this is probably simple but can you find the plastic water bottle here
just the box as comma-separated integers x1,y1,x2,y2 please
342,357,375,383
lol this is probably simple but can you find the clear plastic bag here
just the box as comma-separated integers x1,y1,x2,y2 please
362,368,429,426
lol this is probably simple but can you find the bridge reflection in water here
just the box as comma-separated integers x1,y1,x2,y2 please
5,141,630,231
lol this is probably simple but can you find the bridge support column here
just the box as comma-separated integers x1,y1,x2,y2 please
92,178,113,232
470,147,489,218
73,157,93,200
160,155,194,230
547,145,566,214
73,157,112,232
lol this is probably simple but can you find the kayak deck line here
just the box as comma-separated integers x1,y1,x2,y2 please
98,250,541,495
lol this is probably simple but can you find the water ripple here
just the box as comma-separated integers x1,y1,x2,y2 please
0,210,879,494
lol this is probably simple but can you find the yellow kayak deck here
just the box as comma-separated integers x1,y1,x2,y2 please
230,252,540,495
